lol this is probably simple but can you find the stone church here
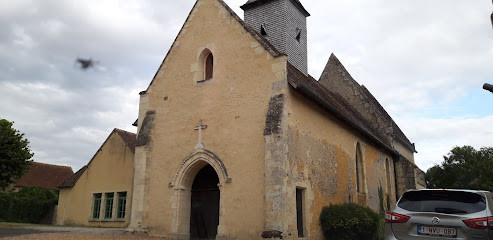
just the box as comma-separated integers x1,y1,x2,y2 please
57,0,425,239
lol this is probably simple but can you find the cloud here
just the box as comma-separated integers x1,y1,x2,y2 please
0,0,491,173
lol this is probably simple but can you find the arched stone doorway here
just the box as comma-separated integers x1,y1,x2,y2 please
169,149,231,240
190,165,220,239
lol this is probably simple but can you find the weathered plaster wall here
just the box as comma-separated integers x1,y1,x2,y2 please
56,133,134,227
284,88,396,240
394,141,415,163
394,156,426,197
131,0,287,239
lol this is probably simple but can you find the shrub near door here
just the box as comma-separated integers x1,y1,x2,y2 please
319,203,384,240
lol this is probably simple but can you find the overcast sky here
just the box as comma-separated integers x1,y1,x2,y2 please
1,0,492,172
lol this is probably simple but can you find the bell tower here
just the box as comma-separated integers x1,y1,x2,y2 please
241,0,310,75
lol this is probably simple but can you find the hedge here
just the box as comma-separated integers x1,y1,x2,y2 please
0,187,58,223
320,203,384,240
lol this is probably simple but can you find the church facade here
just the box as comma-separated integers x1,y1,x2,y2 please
57,0,425,239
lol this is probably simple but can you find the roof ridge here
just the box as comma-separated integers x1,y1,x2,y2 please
29,161,73,170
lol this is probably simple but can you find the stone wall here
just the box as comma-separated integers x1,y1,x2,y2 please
394,156,423,198
284,87,397,240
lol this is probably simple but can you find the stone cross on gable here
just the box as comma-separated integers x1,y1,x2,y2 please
194,119,207,149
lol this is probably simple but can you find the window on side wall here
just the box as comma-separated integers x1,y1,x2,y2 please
92,193,102,219
385,158,392,195
296,188,305,237
355,142,365,193
104,193,114,219
117,192,127,219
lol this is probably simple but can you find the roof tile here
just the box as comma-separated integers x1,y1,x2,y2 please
14,162,74,190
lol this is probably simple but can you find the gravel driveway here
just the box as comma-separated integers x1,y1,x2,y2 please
0,226,169,239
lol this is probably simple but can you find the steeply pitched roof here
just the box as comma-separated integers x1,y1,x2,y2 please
360,85,417,153
287,63,399,157
241,0,310,17
14,162,74,190
316,53,416,155
57,128,136,189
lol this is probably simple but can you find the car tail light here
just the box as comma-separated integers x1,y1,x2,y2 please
385,212,410,223
463,217,493,229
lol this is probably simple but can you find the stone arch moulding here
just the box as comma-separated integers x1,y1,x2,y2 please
169,149,232,189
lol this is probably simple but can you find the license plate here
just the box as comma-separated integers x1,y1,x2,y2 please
418,225,457,237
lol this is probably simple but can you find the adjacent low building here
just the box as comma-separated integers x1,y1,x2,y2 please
56,129,135,227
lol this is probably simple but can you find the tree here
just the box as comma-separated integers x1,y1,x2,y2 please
426,146,493,192
0,119,33,190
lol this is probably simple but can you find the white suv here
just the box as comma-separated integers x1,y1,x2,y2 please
385,189,493,239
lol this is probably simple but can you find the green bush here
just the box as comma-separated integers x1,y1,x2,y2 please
320,203,384,240
0,187,58,223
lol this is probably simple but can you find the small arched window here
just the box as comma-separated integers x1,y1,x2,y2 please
355,142,365,193
196,49,213,83
205,53,213,80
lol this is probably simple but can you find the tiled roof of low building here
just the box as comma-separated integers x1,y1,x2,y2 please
57,165,87,188
114,128,137,153
14,162,74,190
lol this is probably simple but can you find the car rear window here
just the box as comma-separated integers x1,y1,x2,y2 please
398,190,486,214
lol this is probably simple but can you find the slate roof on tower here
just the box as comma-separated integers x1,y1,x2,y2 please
241,0,310,16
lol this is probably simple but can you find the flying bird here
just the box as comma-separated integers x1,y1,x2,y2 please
75,58,99,70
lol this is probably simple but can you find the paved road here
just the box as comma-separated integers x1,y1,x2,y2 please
0,226,124,238
0,227,61,237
